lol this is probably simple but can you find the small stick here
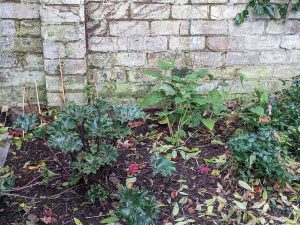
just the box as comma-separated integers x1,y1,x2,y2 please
58,51,65,105
35,79,41,115
95,83,99,98
22,86,26,137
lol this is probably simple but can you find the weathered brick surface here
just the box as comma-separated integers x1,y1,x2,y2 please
0,0,299,106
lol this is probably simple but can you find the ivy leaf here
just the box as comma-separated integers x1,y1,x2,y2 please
201,119,216,131
141,91,163,107
235,13,245,24
294,2,300,11
264,4,276,18
254,4,264,15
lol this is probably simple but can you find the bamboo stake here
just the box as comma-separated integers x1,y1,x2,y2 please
34,79,41,115
22,86,26,138
58,51,65,105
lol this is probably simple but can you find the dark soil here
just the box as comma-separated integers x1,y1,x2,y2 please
0,111,259,225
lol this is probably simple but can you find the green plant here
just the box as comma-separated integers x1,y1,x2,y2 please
228,127,290,183
0,172,15,194
117,187,159,225
237,89,270,129
272,76,300,156
142,57,229,146
41,167,56,185
13,114,38,132
86,184,108,203
151,156,176,177
236,0,300,24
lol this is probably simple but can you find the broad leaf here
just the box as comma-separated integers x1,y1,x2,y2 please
141,91,164,107
201,119,216,131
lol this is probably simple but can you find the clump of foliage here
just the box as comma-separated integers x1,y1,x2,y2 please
228,127,290,183
237,89,271,129
272,76,300,156
151,156,176,177
86,184,108,203
117,187,159,225
14,98,144,181
13,114,38,132
142,57,229,146
236,0,300,24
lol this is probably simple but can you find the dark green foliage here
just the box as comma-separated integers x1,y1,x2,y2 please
114,103,145,124
228,127,290,183
142,57,229,145
151,156,176,177
13,114,38,132
0,173,15,193
117,187,160,225
272,77,300,156
86,184,108,203
236,0,300,24
73,143,118,175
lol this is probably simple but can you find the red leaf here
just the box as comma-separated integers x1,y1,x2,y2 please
199,165,212,175
128,163,140,174
41,208,57,224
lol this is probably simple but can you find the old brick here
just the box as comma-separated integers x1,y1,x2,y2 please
41,24,85,42
281,35,300,49
24,54,44,70
192,0,228,3
43,42,66,59
19,20,41,36
40,5,85,23
88,53,116,68
65,41,86,58
193,52,224,67
131,3,170,19
0,3,39,19
260,50,300,64
116,53,146,67
226,52,260,65
211,5,246,20
110,21,150,37
244,36,281,50
172,5,208,19
229,21,265,35
87,2,129,20
151,20,189,35
45,75,86,92
0,20,15,36
191,20,228,35
207,36,244,51
44,59,87,75
47,92,85,107
169,36,205,51
266,20,299,34
41,0,84,4
0,53,17,68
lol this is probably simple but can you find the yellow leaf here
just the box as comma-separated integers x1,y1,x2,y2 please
211,169,220,175
73,218,83,225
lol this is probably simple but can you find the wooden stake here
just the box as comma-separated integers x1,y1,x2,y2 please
22,86,26,138
58,51,65,105
35,79,41,115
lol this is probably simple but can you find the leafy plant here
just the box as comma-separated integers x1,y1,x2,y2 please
272,76,300,156
41,167,56,185
236,0,300,24
86,184,108,203
151,156,176,177
13,114,38,132
142,57,229,146
228,127,290,183
117,187,159,225
0,172,15,194
14,98,144,183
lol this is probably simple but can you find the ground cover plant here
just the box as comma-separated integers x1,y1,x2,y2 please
1,63,300,225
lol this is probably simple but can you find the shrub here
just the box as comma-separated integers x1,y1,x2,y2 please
272,76,300,156
117,187,159,225
142,57,229,146
228,127,290,183
14,98,144,182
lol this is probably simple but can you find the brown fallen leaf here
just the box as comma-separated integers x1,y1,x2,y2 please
188,207,195,214
41,208,57,225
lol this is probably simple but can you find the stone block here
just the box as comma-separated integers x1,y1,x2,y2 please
172,5,208,19
131,3,170,19
116,53,146,67
207,36,244,51
0,20,15,36
226,52,260,65
41,24,85,42
0,3,39,19
87,2,129,20
40,5,84,23
110,21,150,37
169,36,205,51
281,35,300,49
151,20,189,35
191,20,228,35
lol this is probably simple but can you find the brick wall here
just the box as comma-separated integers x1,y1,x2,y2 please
0,0,299,106
0,0,45,106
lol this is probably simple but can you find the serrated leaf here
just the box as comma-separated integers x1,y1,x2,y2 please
249,106,265,116
159,83,177,96
145,70,162,79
